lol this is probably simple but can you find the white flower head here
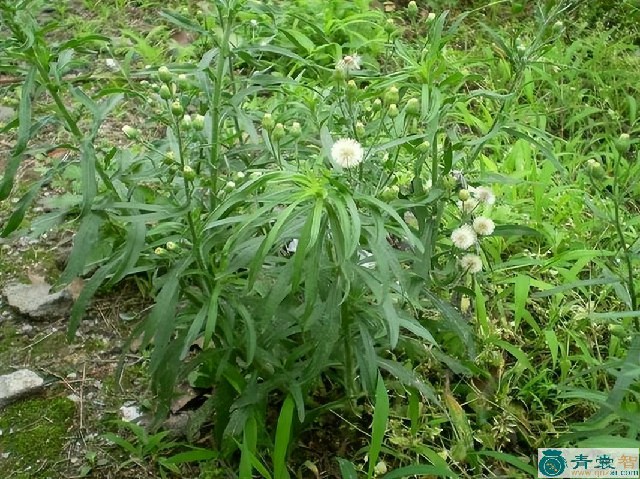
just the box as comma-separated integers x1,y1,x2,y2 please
471,186,495,205
450,224,477,250
331,138,364,168
473,216,495,236
336,54,362,72
459,254,482,273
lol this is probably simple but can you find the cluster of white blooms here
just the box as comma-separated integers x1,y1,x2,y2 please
451,185,497,274
336,54,362,73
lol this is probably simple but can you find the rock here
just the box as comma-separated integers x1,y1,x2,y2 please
2,282,73,320
0,106,15,123
119,404,143,423
0,369,44,408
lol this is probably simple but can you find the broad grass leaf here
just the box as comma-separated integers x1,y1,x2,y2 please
356,324,378,395
336,458,358,479
107,221,146,286
239,415,258,479
367,373,389,479
79,139,97,216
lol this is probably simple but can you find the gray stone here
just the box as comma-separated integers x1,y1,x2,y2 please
0,106,15,123
0,369,44,408
2,282,73,320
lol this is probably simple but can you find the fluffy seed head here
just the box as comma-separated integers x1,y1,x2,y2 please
331,138,364,168
473,216,495,236
450,224,477,250
471,186,495,205
459,254,482,273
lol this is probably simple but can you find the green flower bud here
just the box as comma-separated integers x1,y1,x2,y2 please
154,247,167,256
406,97,420,116
158,66,172,83
272,122,285,141
380,185,399,202
388,103,399,118
150,82,160,93
225,180,236,190
615,133,631,154
553,20,564,32
407,1,418,18
374,461,388,476
166,241,179,251
180,114,192,129
182,165,196,181
290,121,302,138
162,151,175,165
192,114,205,131
122,125,139,140
384,18,396,35
372,98,383,111
159,84,172,100
250,171,262,180
442,175,456,190
586,159,606,179
426,12,436,22
235,171,246,180
384,85,399,105
458,189,470,201
417,140,431,153
346,79,358,96
355,121,365,138
176,74,189,88
262,112,274,130
171,101,184,117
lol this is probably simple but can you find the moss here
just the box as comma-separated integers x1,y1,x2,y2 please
0,396,76,478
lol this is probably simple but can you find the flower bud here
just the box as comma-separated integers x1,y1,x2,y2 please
355,121,365,138
162,151,175,165
388,103,399,118
426,12,436,22
235,171,246,180
272,122,285,141
250,171,262,180
553,20,564,32
417,140,431,153
122,125,139,140
384,18,396,35
262,112,274,130
176,74,189,88
384,86,399,105
154,247,167,255
180,114,192,129
157,66,172,83
193,114,205,131
372,98,383,112
380,185,399,202
182,165,196,181
171,101,184,117
407,1,418,19
290,121,302,138
166,241,179,251
346,79,358,96
159,84,172,100
458,189,470,201
150,82,160,93
406,97,420,116
615,133,631,154
586,159,606,179
225,180,236,190
374,461,388,476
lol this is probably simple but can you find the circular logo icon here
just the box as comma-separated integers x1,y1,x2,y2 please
539,449,567,477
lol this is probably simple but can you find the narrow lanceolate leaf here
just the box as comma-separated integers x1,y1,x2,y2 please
80,139,98,217
59,212,103,285
106,221,146,286
367,374,390,479
273,395,295,479
0,67,35,201
68,261,115,339
423,290,475,357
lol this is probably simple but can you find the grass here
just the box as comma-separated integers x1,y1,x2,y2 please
1,0,639,477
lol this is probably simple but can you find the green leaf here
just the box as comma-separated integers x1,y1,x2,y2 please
470,450,537,476
0,67,35,201
59,212,103,285
383,464,457,478
492,224,543,238
337,458,358,479
273,395,295,479
532,277,621,298
367,373,389,479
